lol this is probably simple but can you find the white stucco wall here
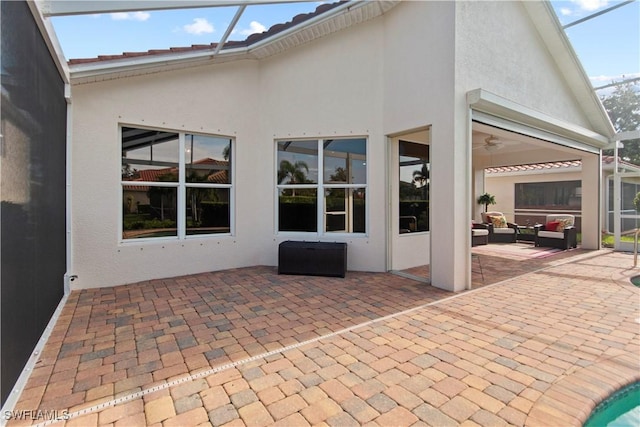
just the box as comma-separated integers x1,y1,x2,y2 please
383,1,464,290
69,1,605,291
70,1,460,290
455,1,591,129
71,60,263,289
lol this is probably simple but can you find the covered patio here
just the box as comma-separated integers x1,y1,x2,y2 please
5,248,639,426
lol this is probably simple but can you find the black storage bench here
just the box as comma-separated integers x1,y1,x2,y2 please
278,241,347,278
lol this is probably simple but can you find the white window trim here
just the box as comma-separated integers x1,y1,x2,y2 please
275,137,368,237
119,125,234,243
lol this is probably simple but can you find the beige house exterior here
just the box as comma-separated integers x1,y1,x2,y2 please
58,1,614,292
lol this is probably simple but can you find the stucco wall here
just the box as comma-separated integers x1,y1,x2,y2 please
72,60,262,289
70,12,404,289
69,1,602,290
455,1,591,129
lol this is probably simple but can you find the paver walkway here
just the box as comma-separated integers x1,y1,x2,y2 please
3,248,639,426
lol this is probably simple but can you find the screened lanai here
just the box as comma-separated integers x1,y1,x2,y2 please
1,0,638,411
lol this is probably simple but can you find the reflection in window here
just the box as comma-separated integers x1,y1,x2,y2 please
323,138,366,184
399,141,429,233
122,187,178,239
121,126,233,240
122,128,179,182
186,188,230,235
278,188,317,232
186,134,231,184
277,138,367,234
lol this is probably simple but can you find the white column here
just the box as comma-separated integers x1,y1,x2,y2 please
580,154,601,249
430,108,471,292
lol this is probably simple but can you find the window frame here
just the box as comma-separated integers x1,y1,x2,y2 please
120,125,234,243
275,137,368,236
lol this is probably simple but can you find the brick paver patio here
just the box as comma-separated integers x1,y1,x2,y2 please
3,248,639,426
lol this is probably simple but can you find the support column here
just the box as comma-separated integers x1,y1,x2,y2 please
430,108,471,292
581,154,601,249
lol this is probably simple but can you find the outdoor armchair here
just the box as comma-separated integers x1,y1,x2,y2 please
481,211,518,243
472,222,489,246
534,214,577,250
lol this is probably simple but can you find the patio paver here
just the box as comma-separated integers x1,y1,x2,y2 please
3,248,639,426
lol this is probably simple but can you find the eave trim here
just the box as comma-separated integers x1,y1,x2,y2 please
467,88,609,150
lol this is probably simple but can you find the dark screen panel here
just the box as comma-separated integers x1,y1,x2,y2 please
1,0,67,404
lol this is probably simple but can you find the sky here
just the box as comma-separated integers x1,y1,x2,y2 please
50,0,639,93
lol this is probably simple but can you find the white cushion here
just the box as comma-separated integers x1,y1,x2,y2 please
538,230,564,239
493,228,515,234
545,214,574,226
472,229,489,236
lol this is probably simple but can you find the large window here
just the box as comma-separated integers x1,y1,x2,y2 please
514,180,581,210
399,141,429,233
277,138,366,234
121,126,232,240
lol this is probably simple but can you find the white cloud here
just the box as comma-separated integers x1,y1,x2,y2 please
571,0,609,12
183,18,214,35
560,7,573,16
110,11,150,21
238,21,267,36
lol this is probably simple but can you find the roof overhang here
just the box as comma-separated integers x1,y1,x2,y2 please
468,88,610,151
66,0,399,85
522,1,615,139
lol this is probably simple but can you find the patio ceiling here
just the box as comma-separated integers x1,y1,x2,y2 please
471,122,587,169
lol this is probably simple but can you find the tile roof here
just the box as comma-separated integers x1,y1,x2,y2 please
486,156,640,174
486,160,581,174
68,1,347,65
123,158,229,190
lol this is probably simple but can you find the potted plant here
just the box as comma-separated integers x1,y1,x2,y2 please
634,191,640,213
477,193,496,212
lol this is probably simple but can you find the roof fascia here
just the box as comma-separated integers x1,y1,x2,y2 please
522,1,615,139
39,0,312,16
247,0,387,57
468,88,610,149
68,1,398,83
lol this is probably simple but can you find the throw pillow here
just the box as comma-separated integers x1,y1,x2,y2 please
556,218,573,231
545,221,560,231
490,215,507,229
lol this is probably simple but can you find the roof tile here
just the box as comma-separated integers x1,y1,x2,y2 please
68,1,346,65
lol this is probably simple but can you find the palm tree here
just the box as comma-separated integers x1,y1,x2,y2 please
477,193,496,212
412,163,429,200
278,160,309,196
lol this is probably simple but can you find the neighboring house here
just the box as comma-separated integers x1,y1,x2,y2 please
484,156,640,234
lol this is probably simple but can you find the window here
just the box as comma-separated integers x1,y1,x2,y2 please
121,126,232,240
514,180,580,210
399,141,429,233
277,138,366,234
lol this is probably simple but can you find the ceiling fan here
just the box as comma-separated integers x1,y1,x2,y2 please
472,135,504,152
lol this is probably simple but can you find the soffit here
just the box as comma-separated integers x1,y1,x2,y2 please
468,88,610,152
